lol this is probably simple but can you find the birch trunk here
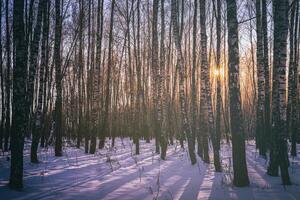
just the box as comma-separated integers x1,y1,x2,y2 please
226,0,249,187
255,0,266,157
10,0,26,189
267,0,291,185
171,0,196,165
54,0,63,157
30,0,46,163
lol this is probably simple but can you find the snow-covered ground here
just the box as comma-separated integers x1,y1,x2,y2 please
0,138,300,200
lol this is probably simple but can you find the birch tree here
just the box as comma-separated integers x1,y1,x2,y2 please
4,0,11,152
268,0,291,185
30,0,46,163
10,0,26,189
255,0,266,157
54,0,63,157
171,0,196,165
0,0,3,150
226,0,249,187
100,0,115,149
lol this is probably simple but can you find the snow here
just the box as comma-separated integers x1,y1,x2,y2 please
0,139,300,200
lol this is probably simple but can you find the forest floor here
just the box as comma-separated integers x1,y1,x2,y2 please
0,138,300,200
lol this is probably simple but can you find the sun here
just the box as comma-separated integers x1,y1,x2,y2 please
212,67,224,77
213,69,220,76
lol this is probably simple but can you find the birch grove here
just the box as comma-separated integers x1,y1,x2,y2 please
0,0,299,190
